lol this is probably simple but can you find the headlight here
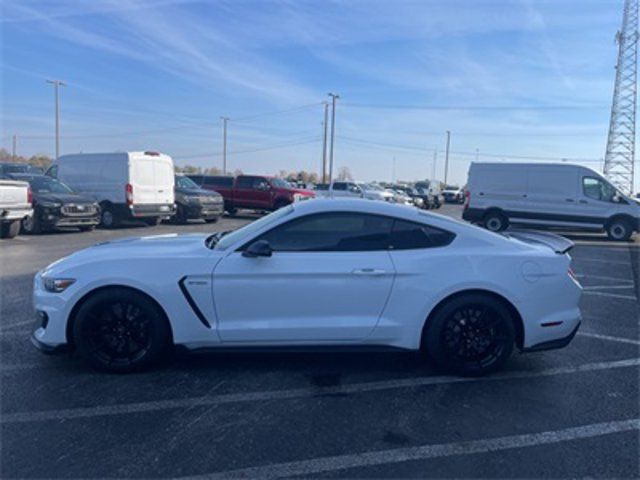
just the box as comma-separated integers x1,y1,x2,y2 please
43,277,75,293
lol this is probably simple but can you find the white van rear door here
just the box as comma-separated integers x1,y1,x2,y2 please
153,158,175,204
130,159,158,205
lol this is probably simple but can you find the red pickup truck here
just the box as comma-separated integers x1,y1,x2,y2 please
187,174,314,215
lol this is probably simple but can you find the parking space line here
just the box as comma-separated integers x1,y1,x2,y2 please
578,332,640,346
582,291,637,301
575,273,634,282
2,358,638,425
190,418,640,479
571,258,631,266
583,285,635,290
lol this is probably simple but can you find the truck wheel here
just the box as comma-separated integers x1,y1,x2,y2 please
21,215,42,235
606,218,633,241
225,205,237,216
100,206,120,228
0,220,21,239
483,211,508,232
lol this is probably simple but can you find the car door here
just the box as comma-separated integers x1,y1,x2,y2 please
213,212,396,342
574,175,620,227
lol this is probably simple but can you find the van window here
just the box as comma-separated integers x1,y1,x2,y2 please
583,177,617,202
46,165,58,178
237,177,255,189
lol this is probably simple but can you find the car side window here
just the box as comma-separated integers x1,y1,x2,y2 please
583,177,616,202
237,177,254,189
46,165,58,179
253,178,270,190
255,213,393,252
333,182,346,191
389,220,455,250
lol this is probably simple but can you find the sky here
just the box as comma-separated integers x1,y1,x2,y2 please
0,0,635,188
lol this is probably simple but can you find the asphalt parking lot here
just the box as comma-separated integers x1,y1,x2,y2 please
1,205,639,478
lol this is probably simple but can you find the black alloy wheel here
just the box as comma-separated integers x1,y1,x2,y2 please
424,294,515,376
73,289,171,372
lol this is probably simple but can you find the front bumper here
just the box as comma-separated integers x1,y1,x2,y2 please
31,331,68,354
186,203,224,219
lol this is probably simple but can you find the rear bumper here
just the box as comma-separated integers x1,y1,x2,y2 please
130,203,176,218
1,206,33,222
521,322,581,353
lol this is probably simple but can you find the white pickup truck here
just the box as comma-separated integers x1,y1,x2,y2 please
313,181,394,202
0,179,33,239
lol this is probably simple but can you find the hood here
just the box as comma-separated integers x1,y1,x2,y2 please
43,233,213,275
35,192,96,205
288,187,315,197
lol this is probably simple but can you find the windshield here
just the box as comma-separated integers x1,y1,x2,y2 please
30,177,74,194
176,176,199,189
213,205,294,250
364,183,384,191
270,178,291,188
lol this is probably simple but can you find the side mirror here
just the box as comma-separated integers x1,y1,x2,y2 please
256,182,270,192
242,240,273,258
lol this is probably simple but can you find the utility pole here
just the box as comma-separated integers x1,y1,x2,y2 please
220,116,229,174
321,102,329,183
328,93,339,184
444,130,451,186
46,79,65,160
432,149,438,181
12,135,17,160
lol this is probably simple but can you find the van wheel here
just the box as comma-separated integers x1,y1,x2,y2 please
423,294,515,376
484,211,508,232
1,220,21,239
606,218,633,241
101,206,119,228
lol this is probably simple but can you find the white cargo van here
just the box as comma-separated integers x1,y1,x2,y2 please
463,162,640,241
48,152,176,228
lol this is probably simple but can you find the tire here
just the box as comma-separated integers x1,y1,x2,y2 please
173,205,188,225
205,217,219,224
73,288,172,372
21,215,42,234
225,204,237,216
606,218,633,241
79,225,95,232
423,293,516,376
483,210,508,232
0,220,21,239
100,205,119,228
144,217,161,226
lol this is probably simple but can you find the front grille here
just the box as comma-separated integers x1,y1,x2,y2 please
61,204,97,216
200,196,223,205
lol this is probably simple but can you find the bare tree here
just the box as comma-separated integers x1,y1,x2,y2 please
336,166,353,181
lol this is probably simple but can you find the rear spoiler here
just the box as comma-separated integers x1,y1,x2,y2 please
502,229,574,254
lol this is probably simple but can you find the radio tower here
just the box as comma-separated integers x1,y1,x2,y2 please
604,0,639,195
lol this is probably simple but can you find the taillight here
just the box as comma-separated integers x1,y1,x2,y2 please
27,186,33,204
125,183,133,205
463,190,470,209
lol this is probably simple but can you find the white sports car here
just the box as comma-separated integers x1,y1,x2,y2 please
32,199,582,375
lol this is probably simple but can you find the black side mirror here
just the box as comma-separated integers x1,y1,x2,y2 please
242,240,273,258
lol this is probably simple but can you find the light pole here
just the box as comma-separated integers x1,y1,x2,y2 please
328,93,339,184
321,102,329,183
46,79,65,160
444,130,451,186
12,134,17,160
220,116,229,174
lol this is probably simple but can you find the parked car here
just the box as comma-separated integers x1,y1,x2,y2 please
9,174,100,234
0,178,32,238
415,180,443,209
393,185,425,208
188,174,314,215
48,151,175,228
0,162,43,178
462,162,640,241
32,198,582,376
314,181,395,202
173,175,224,224
443,186,465,204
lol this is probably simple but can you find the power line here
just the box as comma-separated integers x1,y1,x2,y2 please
342,102,609,111
231,103,322,123
174,136,321,160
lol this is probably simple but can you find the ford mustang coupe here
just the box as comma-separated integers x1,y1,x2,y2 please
32,199,582,375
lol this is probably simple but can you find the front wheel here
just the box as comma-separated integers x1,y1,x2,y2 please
423,294,516,376
606,218,633,241
73,288,172,372
100,206,120,228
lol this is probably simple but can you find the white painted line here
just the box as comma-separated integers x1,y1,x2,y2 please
575,273,634,282
582,291,637,301
572,258,631,266
583,285,635,291
0,319,34,331
578,332,640,347
2,357,639,425
190,419,640,479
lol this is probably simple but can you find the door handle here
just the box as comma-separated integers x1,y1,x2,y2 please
565,198,575,202
579,200,588,204
352,268,388,276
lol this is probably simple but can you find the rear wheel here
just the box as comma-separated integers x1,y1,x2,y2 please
606,218,633,241
483,211,508,232
0,220,21,238
424,294,516,376
73,288,172,372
